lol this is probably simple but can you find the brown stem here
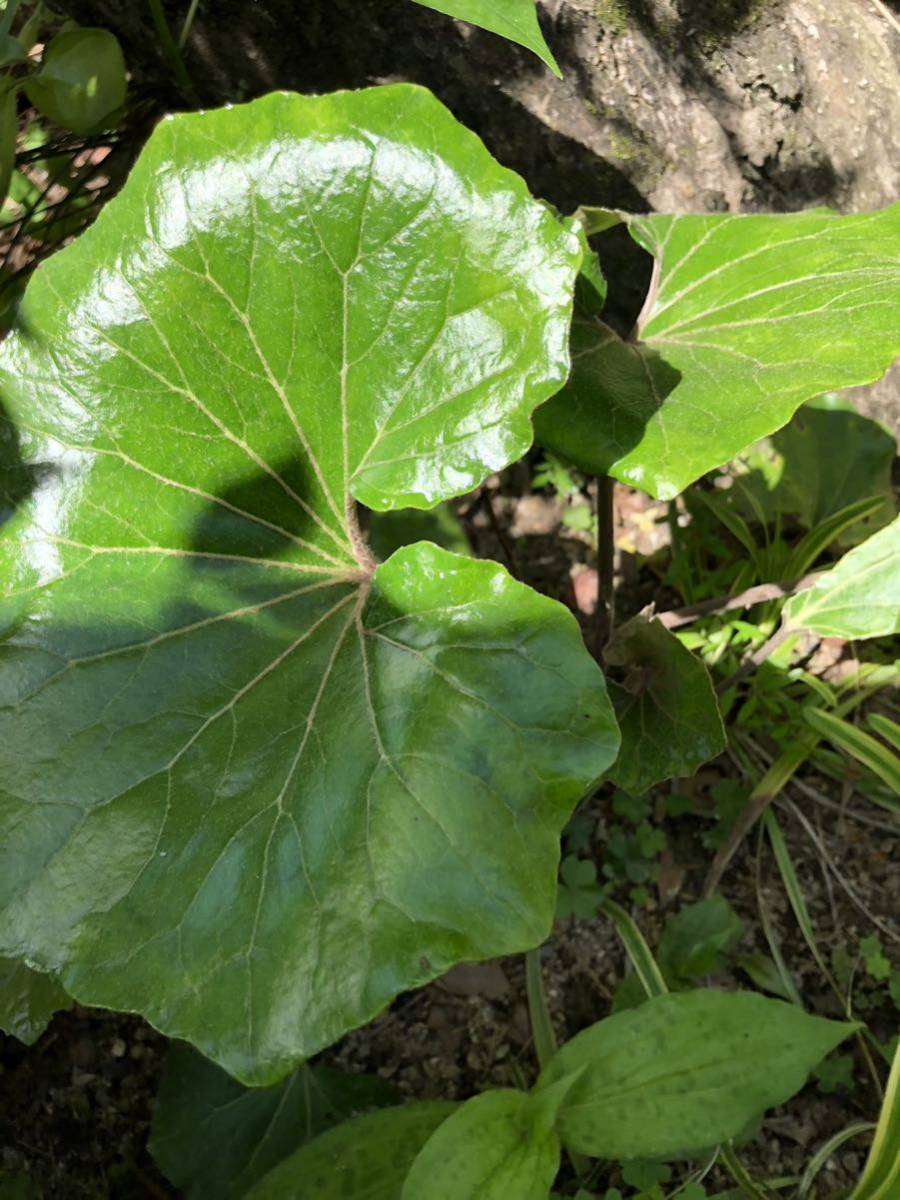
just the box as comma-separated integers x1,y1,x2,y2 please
658,573,820,630
482,486,521,580
345,497,376,574
595,474,615,652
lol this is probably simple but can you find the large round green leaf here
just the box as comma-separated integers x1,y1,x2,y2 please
0,85,617,1084
536,206,900,499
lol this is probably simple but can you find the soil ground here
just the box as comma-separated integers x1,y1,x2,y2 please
2,1,899,1197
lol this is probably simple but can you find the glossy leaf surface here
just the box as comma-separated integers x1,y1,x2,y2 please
25,28,126,134
0,957,71,1044
402,1089,560,1200
246,1103,455,1199
0,85,616,1084
603,615,725,794
410,0,560,75
784,516,900,639
536,207,900,499
537,990,856,1160
150,1044,396,1199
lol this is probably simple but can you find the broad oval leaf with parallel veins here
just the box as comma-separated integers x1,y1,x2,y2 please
0,85,618,1084
784,514,900,640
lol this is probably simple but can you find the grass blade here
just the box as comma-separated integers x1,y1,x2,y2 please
803,708,900,800
721,1144,773,1200
798,1122,875,1199
764,807,886,1098
849,1041,900,1200
698,491,765,576
600,898,667,999
704,736,814,897
788,495,886,579
867,712,900,754
754,829,804,1007
525,948,557,1071
762,809,831,980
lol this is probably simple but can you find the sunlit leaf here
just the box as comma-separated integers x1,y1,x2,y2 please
0,85,617,1084
784,516,900,640
536,207,900,499
410,0,560,75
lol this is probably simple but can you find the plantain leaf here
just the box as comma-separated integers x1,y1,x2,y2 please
246,1103,456,1199
410,0,560,75
149,1043,397,1199
784,516,900,640
536,207,900,499
537,990,857,1161
603,615,725,795
0,85,618,1084
402,1089,561,1200
0,956,71,1044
